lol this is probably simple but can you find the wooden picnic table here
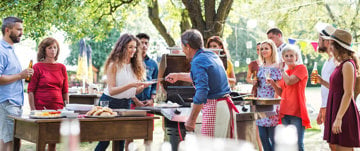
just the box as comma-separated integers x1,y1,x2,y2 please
10,116,159,151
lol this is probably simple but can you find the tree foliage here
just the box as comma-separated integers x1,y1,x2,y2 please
66,28,121,71
0,0,140,41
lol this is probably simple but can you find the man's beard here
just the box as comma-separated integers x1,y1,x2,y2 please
9,32,21,43
318,46,327,53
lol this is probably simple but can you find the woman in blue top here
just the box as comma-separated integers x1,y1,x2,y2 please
256,40,281,151
166,29,238,138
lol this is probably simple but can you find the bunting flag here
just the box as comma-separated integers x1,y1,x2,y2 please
298,40,308,51
310,42,318,52
288,38,296,45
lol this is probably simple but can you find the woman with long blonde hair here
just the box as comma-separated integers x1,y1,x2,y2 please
255,40,281,151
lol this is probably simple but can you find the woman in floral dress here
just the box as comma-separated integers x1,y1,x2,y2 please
255,40,281,151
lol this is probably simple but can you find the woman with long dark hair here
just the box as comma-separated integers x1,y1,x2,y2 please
323,29,360,151
95,34,150,151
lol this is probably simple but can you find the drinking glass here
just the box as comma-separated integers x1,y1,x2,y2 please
100,101,109,107
264,68,271,85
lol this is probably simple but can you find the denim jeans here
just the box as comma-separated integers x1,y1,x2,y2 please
258,126,275,151
95,94,130,151
281,115,305,151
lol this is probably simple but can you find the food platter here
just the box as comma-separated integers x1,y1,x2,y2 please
29,115,64,119
29,110,63,119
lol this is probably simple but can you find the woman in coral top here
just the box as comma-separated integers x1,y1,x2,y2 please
268,45,310,151
27,37,68,151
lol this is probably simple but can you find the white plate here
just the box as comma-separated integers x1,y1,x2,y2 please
65,104,94,111
29,115,64,119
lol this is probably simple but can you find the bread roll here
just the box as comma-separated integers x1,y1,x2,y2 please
86,108,98,116
93,109,104,116
100,112,112,117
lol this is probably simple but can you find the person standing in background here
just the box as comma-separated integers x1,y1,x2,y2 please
246,42,262,150
132,33,158,107
267,27,303,64
313,24,336,151
27,37,68,151
255,40,281,151
0,16,34,151
206,36,236,88
247,42,261,96
323,29,360,150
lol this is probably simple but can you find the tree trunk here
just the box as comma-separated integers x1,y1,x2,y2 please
148,0,176,46
148,0,234,46
180,9,191,33
182,0,233,43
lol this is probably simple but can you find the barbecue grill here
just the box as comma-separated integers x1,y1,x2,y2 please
137,54,259,151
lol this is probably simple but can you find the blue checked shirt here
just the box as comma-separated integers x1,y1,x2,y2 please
0,39,24,106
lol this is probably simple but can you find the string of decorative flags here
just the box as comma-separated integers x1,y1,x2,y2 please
287,38,360,53
288,38,319,52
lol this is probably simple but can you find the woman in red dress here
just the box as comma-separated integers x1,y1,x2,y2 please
323,29,360,150
28,37,69,111
28,37,68,150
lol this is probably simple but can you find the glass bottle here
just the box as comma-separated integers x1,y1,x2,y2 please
310,62,318,85
25,60,33,83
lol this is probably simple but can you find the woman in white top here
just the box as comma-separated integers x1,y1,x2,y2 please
95,33,150,151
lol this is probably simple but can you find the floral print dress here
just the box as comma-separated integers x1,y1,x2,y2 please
256,66,282,127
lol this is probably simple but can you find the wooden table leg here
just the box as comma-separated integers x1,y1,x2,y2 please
13,137,20,151
36,142,46,151
144,119,153,151
113,141,120,151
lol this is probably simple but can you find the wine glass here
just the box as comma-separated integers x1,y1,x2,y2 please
100,100,109,107
264,68,271,85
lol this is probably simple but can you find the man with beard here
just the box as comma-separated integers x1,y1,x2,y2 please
0,17,33,151
313,24,336,151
